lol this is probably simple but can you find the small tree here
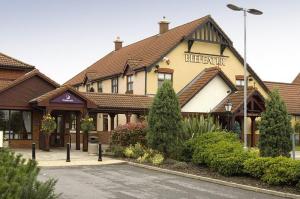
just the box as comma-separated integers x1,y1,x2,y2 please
147,80,182,156
259,90,293,157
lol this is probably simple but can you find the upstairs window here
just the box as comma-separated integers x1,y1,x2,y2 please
127,75,133,93
158,73,172,88
112,78,118,93
235,75,245,86
97,81,103,93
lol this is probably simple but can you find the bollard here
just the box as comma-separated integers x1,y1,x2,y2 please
66,143,71,162
32,143,36,160
98,143,102,161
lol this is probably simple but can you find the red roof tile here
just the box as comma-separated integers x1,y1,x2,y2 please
264,81,300,115
0,52,35,69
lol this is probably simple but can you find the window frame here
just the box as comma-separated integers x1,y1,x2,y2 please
0,109,33,140
126,75,134,93
97,81,103,93
111,77,118,93
158,72,173,88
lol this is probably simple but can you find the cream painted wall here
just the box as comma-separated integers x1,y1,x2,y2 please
146,41,268,98
182,75,231,113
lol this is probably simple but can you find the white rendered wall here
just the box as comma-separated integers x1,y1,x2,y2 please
181,75,231,113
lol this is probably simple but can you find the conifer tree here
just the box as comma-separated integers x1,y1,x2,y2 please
147,80,182,156
259,90,293,157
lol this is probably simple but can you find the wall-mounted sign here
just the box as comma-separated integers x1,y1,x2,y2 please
185,52,228,66
51,92,84,104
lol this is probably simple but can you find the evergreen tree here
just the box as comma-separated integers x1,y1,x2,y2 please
259,90,293,157
0,149,59,199
147,80,182,156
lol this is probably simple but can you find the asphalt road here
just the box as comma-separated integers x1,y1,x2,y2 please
39,164,284,199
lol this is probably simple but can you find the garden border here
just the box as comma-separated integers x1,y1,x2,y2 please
127,161,300,199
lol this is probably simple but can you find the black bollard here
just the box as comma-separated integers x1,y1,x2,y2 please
98,143,102,161
32,143,36,160
66,143,70,162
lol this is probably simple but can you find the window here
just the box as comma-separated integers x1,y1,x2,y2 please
158,73,172,88
103,114,108,131
86,84,90,92
236,80,245,86
0,110,32,140
97,81,103,93
127,75,133,93
70,113,77,131
112,78,118,93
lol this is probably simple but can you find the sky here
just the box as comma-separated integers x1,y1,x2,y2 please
0,0,299,84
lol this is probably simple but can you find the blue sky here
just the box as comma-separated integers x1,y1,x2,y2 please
0,0,299,84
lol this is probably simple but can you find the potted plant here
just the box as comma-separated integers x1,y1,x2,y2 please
41,114,56,151
80,116,95,152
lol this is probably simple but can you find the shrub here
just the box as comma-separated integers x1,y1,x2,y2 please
262,157,300,185
191,132,238,165
111,122,147,147
123,146,134,158
111,145,125,157
244,156,300,186
182,115,222,139
151,153,164,165
147,80,182,156
259,90,293,157
137,152,151,163
0,149,59,199
132,143,145,159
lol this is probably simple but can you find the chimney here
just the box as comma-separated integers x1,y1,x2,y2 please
159,16,170,34
114,36,123,51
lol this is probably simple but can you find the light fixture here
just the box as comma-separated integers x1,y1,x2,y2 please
225,99,232,112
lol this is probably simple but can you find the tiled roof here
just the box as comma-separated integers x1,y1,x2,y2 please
64,15,211,86
178,67,236,107
212,88,259,113
292,73,300,84
0,69,60,94
0,52,35,69
83,92,153,110
264,81,300,115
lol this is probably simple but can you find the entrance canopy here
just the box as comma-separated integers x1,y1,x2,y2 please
30,85,97,113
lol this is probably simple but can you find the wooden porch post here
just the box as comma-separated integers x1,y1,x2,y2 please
250,116,256,147
76,112,81,150
126,113,132,124
109,114,116,131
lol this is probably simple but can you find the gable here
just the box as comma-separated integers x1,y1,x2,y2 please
181,75,231,113
51,91,84,104
0,76,57,108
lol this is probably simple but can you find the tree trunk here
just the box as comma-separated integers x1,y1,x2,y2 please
83,132,88,152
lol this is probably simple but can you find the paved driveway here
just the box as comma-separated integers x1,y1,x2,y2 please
39,164,284,199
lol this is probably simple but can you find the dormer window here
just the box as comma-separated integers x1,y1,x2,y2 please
126,75,133,94
158,73,172,88
97,81,103,93
86,83,95,92
112,77,118,93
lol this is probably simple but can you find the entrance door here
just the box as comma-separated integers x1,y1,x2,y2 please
50,114,65,147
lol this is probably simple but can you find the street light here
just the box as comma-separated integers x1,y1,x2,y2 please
225,99,232,131
227,4,263,149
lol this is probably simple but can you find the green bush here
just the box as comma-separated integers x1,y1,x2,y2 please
147,80,182,156
151,153,164,165
111,122,147,147
137,152,151,163
0,149,59,199
191,132,238,165
170,161,189,170
123,145,134,158
244,156,300,186
132,143,145,159
111,145,125,157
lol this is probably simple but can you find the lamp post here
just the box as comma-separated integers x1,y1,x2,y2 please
225,99,233,131
226,4,263,149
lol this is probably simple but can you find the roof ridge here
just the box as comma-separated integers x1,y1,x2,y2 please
83,92,150,97
0,52,35,68
264,81,298,85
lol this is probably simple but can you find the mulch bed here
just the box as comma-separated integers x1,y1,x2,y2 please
107,155,300,195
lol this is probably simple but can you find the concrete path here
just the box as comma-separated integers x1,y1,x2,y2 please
39,164,285,199
13,147,124,167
